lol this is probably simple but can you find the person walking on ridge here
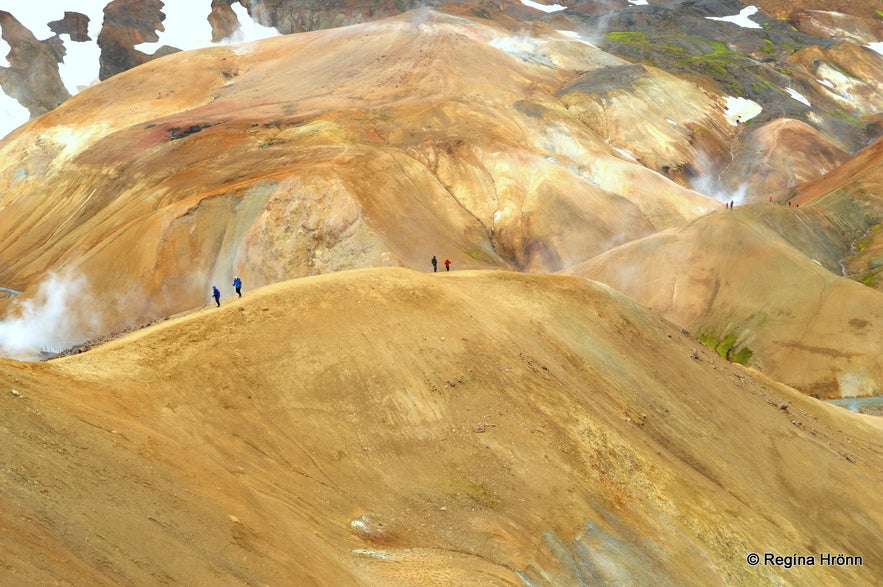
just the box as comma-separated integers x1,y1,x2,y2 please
431,255,438,272
444,258,451,272
212,285,221,307
233,276,242,298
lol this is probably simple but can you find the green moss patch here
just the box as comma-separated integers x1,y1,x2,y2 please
699,332,754,365
605,31,650,44
859,269,881,288
855,223,882,252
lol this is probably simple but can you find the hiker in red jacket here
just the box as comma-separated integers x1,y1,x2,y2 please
444,258,451,271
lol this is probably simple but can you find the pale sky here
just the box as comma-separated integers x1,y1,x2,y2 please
0,0,279,139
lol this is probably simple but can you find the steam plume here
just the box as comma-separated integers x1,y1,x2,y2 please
0,271,93,357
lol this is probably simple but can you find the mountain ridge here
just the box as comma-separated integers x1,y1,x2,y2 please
3,266,880,585
1,6,881,399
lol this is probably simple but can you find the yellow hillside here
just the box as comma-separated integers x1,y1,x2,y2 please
1,268,879,585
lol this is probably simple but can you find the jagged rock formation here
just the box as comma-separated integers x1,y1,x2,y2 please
0,11,70,118
97,0,180,80
244,0,433,34
208,0,241,41
48,11,91,42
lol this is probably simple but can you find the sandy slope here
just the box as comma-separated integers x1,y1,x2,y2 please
1,268,880,585
570,139,883,398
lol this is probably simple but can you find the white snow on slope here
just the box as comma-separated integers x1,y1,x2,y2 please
706,6,762,29
556,30,596,47
785,87,811,107
520,1,566,14
723,96,762,125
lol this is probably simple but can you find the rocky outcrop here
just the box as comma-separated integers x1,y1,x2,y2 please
48,11,91,42
97,0,180,80
207,0,439,42
246,0,434,33
208,0,240,42
0,11,70,118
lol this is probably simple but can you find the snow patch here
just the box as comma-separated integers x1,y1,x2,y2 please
627,0,649,5
520,1,566,13
785,87,811,107
723,96,762,126
706,6,762,29
814,63,867,102
612,145,638,161
555,30,597,47
868,42,883,56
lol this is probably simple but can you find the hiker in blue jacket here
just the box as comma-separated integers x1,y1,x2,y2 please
233,276,242,298
212,286,221,307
